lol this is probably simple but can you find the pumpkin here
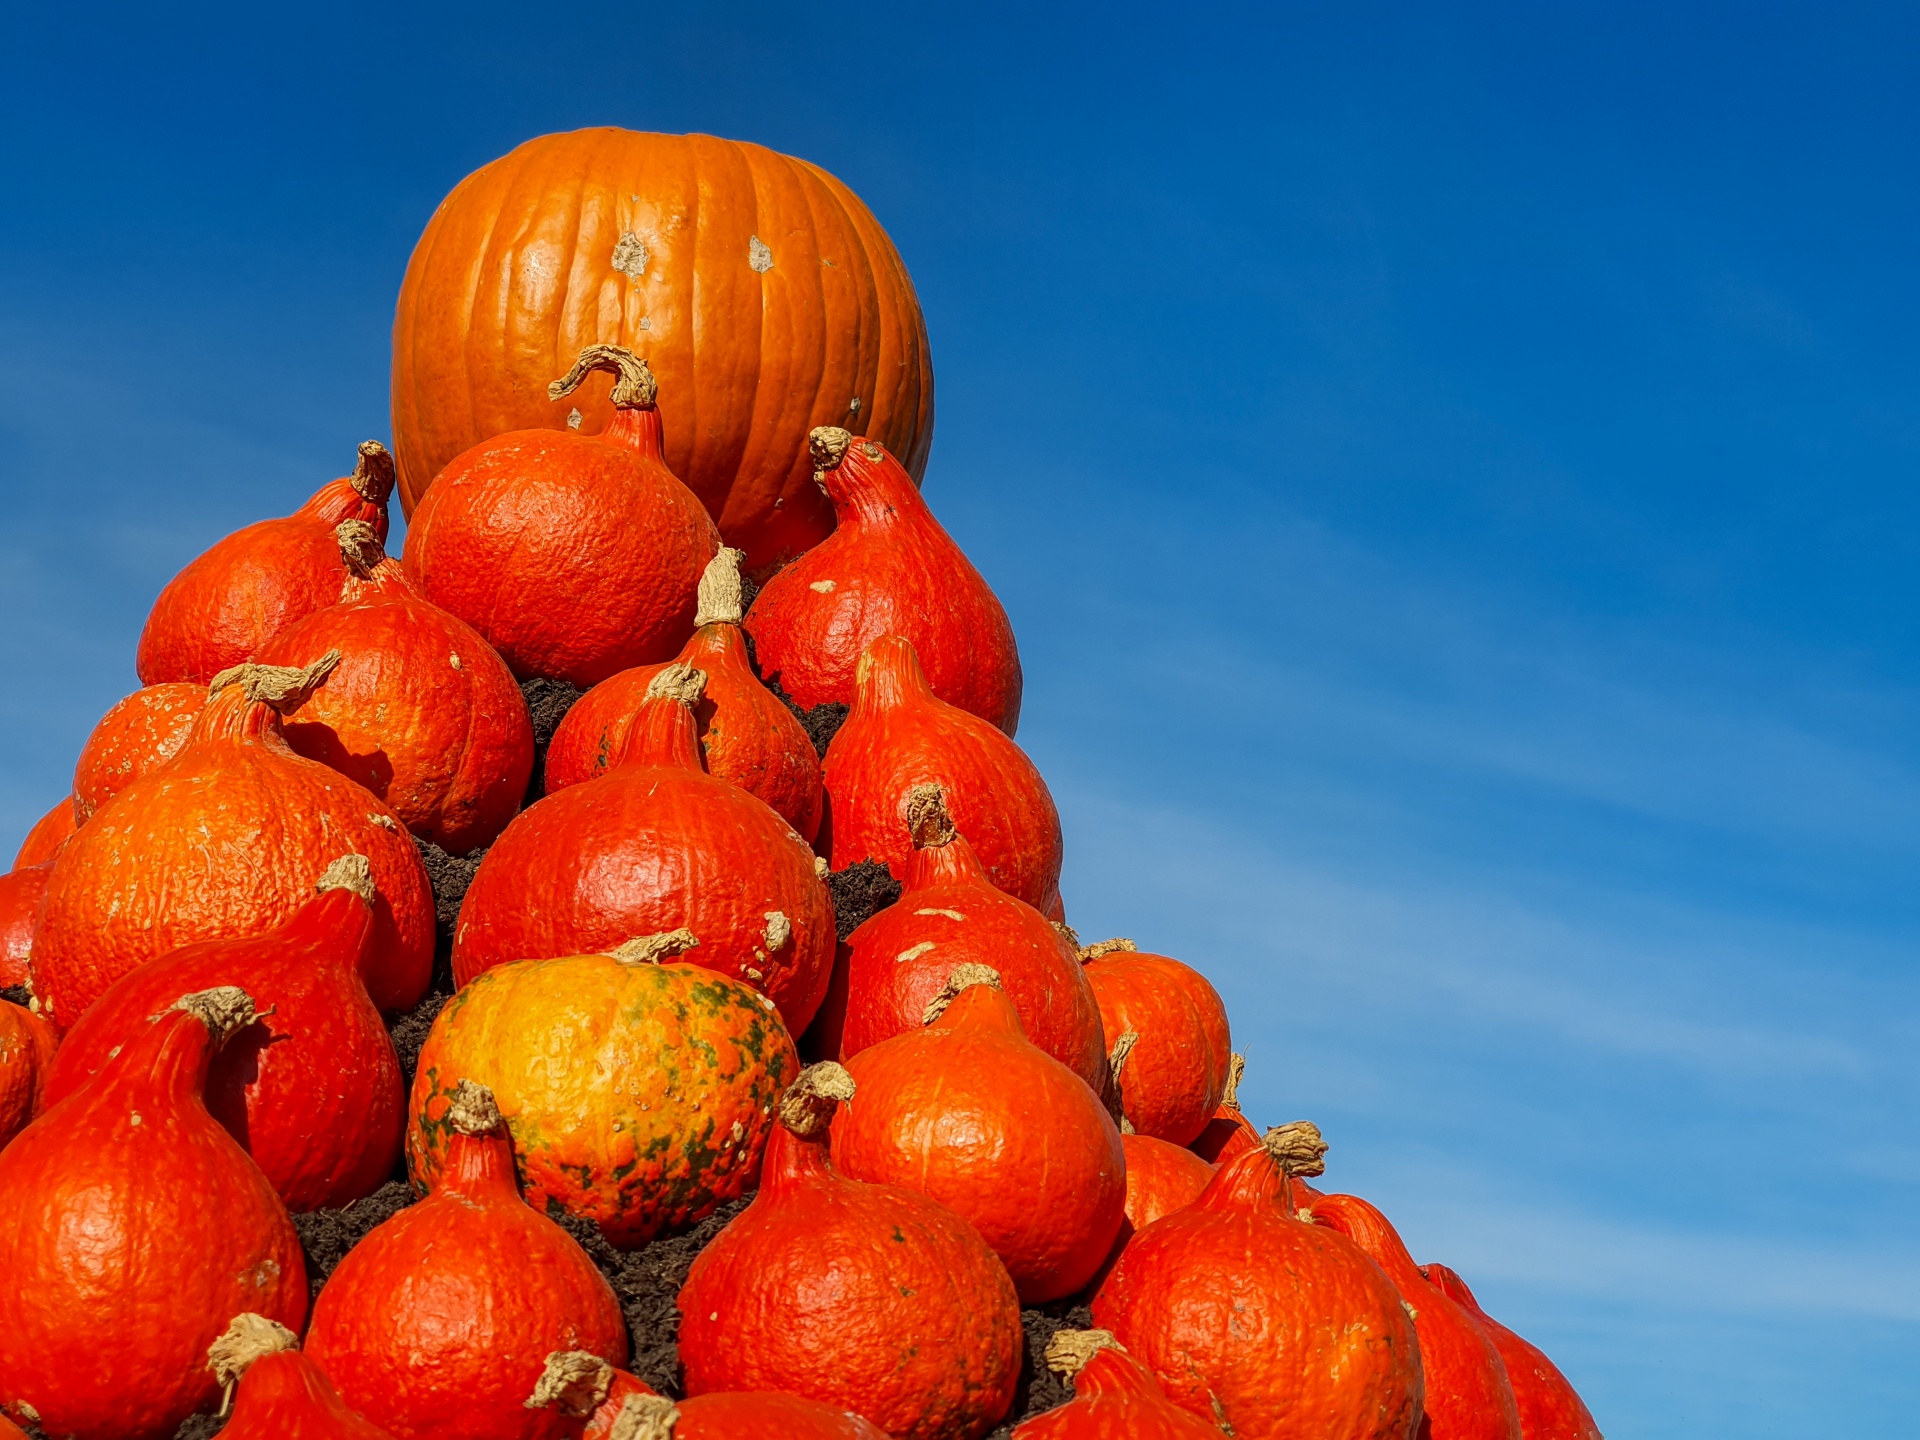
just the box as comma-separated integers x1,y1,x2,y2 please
544,1379,893,1440
746,428,1020,732
33,657,435,1029
453,664,834,1032
1011,1330,1221,1439
402,346,720,687
258,522,534,853
1420,1264,1603,1440
42,856,404,1211
0,998,57,1148
0,861,50,989
12,796,76,869
832,966,1125,1303
207,1314,396,1439
137,441,395,685
409,938,799,1247
1305,1193,1521,1440
822,635,1061,913
522,1353,656,1437
1079,938,1231,1146
679,1063,1022,1439
304,1081,628,1440
1188,1052,1261,1165
72,681,206,822
1093,1123,1423,1440
546,547,823,841
389,128,932,573
811,783,1103,1088
1089,1133,1216,1290
0,988,308,1440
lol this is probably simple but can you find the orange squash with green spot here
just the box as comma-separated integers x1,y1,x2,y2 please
408,937,800,1247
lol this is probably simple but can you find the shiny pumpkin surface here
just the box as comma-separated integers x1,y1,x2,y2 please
0,862,50,990
33,680,435,1028
221,1349,398,1440
0,1000,57,1147
1084,945,1231,1147
305,1120,628,1440
832,982,1125,1304
746,433,1020,732
1093,1144,1423,1440
390,128,932,573
1421,1263,1603,1440
0,1002,308,1440
71,681,206,823
1012,1345,1221,1439
822,636,1061,912
12,796,76,870
409,955,798,1247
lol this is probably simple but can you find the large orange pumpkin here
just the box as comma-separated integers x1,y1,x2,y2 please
391,128,934,572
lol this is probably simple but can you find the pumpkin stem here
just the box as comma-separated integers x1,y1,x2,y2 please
315,854,376,905
645,662,707,708
1043,1328,1124,1381
1263,1121,1328,1217
905,783,956,849
169,987,257,1048
446,1079,504,1136
1101,1030,1140,1130
335,520,387,577
207,651,341,714
347,440,396,504
207,1311,297,1417
610,1394,679,1440
524,1351,614,1418
921,963,1003,1025
778,1061,856,1138
1077,937,1137,962
1221,1052,1247,1112
1052,919,1082,949
693,548,747,628
808,425,853,472
549,344,658,409
608,929,700,966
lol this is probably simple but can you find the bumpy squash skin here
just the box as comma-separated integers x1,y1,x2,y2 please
1093,1145,1424,1440
12,796,76,869
746,433,1020,732
0,863,50,990
33,680,435,1029
409,956,799,1247
1084,1134,1218,1294
1012,1344,1222,1439
71,682,206,822
0,1002,308,1440
0,1000,57,1147
1083,945,1231,1147
1421,1263,1604,1440
221,1349,397,1439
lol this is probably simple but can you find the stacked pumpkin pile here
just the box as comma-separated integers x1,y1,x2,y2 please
0,131,1600,1440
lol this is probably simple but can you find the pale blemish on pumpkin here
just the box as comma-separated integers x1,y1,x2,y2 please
915,908,966,922
809,579,836,593
638,317,652,331
849,397,862,415
449,653,462,670
896,941,936,964
612,232,649,280
567,408,583,430
367,813,397,831
762,911,792,952
748,236,774,273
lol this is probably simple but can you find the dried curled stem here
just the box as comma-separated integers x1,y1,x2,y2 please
1078,937,1137,962
693,548,746,628
1102,1030,1140,1130
315,854,375,905
446,1079,503,1136
207,651,341,714
206,1312,296,1386
1221,1052,1247,1111
348,441,396,504
549,344,657,409
609,930,700,966
1262,1120,1328,1178
904,783,956,849
777,1061,856,1139
645,662,707,707
609,1394,679,1440
808,425,853,471
1043,1328,1124,1380
922,963,1002,1025
524,1350,614,1417
335,519,386,577
170,987,256,1048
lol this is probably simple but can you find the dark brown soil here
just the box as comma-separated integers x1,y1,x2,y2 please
519,676,585,804
741,625,849,757
291,1179,418,1305
826,859,902,940
1,984,30,1008
985,1300,1095,1436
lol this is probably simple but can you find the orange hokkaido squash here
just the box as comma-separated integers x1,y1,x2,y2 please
1420,1264,1603,1440
0,998,57,1148
12,797,76,870
1080,938,1231,1146
1012,1330,1220,1439
71,682,206,823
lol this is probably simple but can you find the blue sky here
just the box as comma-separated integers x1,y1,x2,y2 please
4,3,1918,1433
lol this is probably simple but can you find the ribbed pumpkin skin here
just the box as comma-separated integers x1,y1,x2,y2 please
33,683,435,1029
1093,1147,1422,1440
258,556,534,853
221,1350,397,1440
545,622,823,841
1421,1264,1603,1440
72,682,206,823
402,400,719,687
0,862,50,989
822,636,1062,912
679,1096,1022,1438
0,1004,308,1440
1012,1346,1222,1439
408,956,798,1247
0,1000,57,1147
833,984,1125,1304
1308,1194,1521,1440
390,128,933,573
41,885,404,1211
12,797,76,869
1084,948,1231,1147
304,1120,628,1440
746,435,1020,732
136,454,393,685
817,831,1103,1088
453,698,834,1032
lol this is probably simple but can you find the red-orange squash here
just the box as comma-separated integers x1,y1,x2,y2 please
409,939,799,1247
746,428,1020,732
137,442,395,685
42,856,404,1211
12,797,76,869
545,547,823,841
1088,1133,1216,1291
71,681,206,823
33,658,435,1029
1012,1330,1221,1439
1080,938,1231,1146
390,128,932,574
0,988,308,1440
259,522,534,853
1093,1124,1423,1440
1188,1052,1261,1165
453,664,834,1032
679,1064,1022,1439
0,998,57,1148
0,861,50,989
1421,1264,1603,1440
833,967,1125,1303
822,635,1061,913
305,1081,628,1440
208,1314,396,1439
402,346,719,687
